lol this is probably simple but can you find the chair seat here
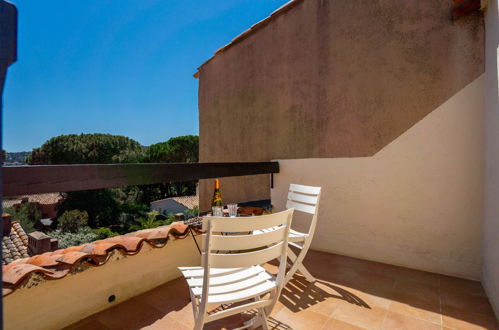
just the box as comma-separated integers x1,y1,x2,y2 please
179,265,277,305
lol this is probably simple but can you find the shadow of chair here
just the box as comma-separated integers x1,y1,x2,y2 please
279,274,370,313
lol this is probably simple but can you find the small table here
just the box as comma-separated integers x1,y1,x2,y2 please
185,207,270,255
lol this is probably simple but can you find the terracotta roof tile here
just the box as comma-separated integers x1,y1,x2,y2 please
2,222,30,265
26,253,63,268
105,236,144,252
3,263,54,286
2,193,63,208
2,222,194,297
56,251,94,265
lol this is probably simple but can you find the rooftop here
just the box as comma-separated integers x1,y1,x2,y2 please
2,222,193,297
66,250,499,330
2,221,30,265
151,195,199,211
2,192,63,208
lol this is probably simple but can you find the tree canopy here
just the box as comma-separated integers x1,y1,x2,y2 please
26,133,143,164
147,135,198,163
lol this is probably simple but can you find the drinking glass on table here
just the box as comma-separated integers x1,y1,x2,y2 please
212,206,223,217
227,203,238,217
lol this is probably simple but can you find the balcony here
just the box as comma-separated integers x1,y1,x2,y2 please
1,162,497,330
65,251,497,330
1,0,498,329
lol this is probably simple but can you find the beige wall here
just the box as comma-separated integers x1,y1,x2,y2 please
271,76,484,279
483,0,499,317
4,237,201,330
198,0,484,210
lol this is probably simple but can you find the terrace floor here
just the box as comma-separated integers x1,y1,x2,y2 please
66,250,498,330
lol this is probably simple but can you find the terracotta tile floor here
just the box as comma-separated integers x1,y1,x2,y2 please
66,251,498,330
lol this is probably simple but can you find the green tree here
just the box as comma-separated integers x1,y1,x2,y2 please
57,210,89,233
140,135,199,203
4,204,41,233
27,134,144,228
147,135,198,163
59,190,121,228
26,133,144,165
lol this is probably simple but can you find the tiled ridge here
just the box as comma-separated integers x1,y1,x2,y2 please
2,222,195,297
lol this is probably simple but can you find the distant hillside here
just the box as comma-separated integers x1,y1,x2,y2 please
5,151,29,163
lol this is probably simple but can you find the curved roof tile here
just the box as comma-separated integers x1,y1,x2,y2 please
2,222,193,297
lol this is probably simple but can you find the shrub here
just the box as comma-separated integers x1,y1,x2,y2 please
121,202,149,214
50,227,97,249
58,210,89,233
93,227,119,240
129,211,163,231
187,206,199,219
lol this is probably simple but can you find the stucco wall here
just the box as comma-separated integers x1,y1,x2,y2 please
483,0,499,317
271,76,484,279
4,237,201,330
197,0,484,210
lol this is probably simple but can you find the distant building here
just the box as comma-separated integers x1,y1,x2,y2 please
2,193,63,219
2,214,58,265
150,195,198,215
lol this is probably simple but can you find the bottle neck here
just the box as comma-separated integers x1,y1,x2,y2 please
212,181,222,207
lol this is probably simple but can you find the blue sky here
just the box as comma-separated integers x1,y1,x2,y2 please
3,0,288,151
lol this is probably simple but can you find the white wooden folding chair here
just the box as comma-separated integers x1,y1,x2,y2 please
282,184,321,284
178,208,294,330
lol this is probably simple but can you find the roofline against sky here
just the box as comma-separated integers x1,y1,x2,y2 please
193,0,302,78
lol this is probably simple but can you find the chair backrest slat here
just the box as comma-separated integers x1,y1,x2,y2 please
286,200,316,214
209,211,291,232
289,184,321,195
288,191,318,205
202,209,293,273
204,225,286,251
207,242,284,268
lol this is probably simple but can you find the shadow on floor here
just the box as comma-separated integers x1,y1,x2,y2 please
280,275,370,313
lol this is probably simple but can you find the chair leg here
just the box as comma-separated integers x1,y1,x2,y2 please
193,320,204,330
241,296,270,330
285,246,316,284
256,307,270,330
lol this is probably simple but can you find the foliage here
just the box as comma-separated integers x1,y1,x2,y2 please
25,134,199,232
58,190,121,228
93,227,119,240
163,213,176,226
147,135,198,163
137,135,199,204
121,202,149,214
50,227,97,249
3,204,41,233
129,211,164,231
26,133,143,165
57,210,89,233
111,148,147,163
187,206,199,219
